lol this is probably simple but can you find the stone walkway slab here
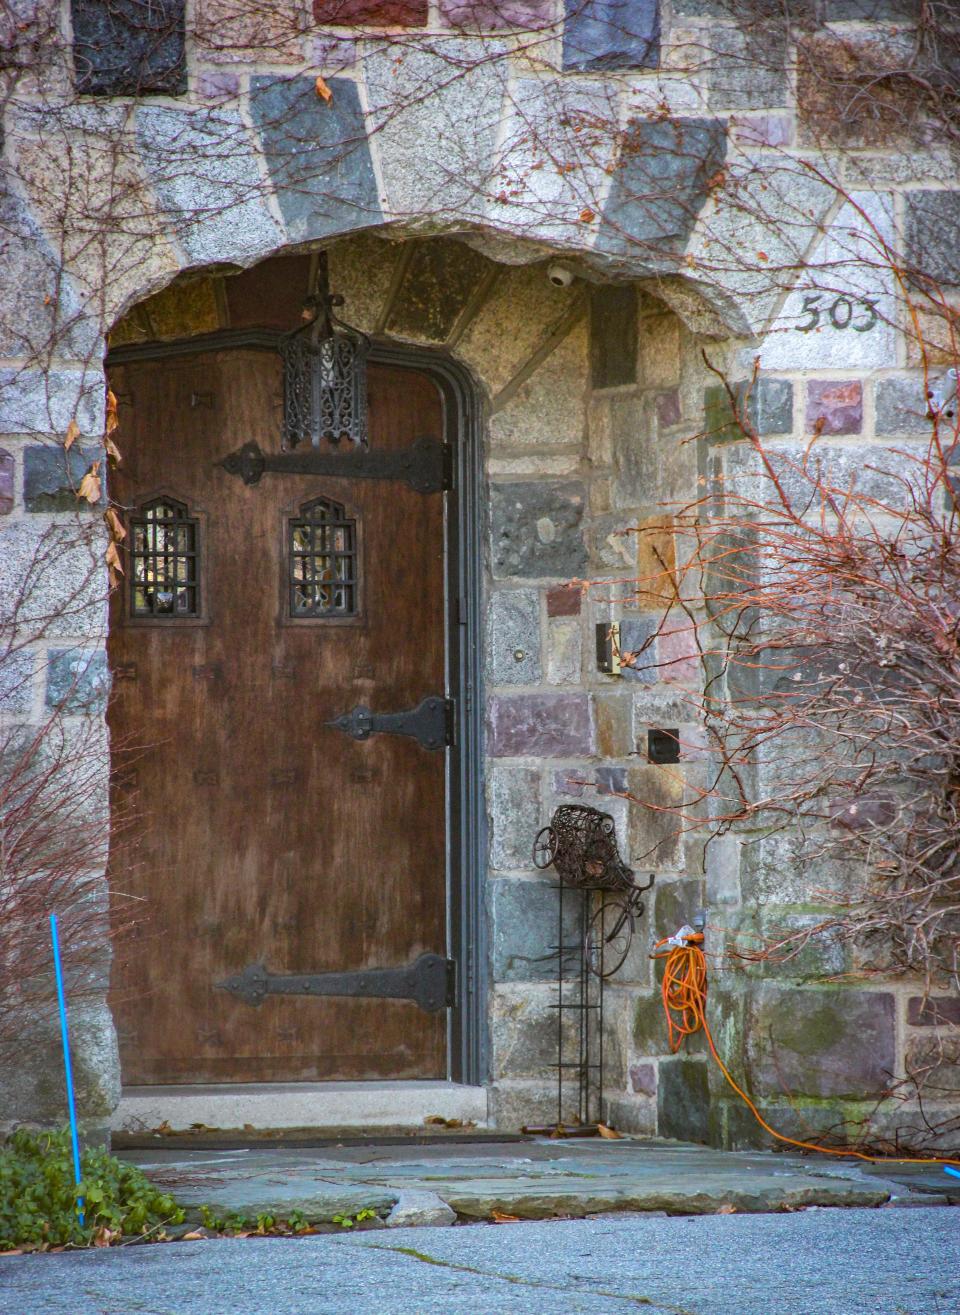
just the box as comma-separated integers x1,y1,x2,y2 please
119,1137,957,1226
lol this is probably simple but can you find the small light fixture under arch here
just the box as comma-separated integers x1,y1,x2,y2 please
281,257,369,450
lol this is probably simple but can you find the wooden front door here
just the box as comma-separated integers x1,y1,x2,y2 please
107,348,449,1084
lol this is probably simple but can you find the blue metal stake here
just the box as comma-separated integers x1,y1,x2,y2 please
50,913,84,1228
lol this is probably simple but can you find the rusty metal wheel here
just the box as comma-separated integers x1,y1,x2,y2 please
532,825,558,870
585,898,634,979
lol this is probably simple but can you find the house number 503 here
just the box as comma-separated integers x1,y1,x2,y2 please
797,293,878,334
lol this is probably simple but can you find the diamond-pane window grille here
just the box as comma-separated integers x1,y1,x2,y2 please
130,497,199,619
289,496,358,619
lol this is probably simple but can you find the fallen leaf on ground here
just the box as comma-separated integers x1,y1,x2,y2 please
181,1231,206,1241
597,1123,624,1140
491,1210,520,1223
717,1204,737,1214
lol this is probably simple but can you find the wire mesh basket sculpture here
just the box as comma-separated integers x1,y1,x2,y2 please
533,805,654,979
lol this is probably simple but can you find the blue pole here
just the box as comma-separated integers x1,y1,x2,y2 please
50,913,84,1228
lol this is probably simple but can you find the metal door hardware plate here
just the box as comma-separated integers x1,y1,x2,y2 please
218,436,451,494
217,952,456,1013
326,696,453,750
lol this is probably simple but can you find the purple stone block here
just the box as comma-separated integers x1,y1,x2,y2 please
596,766,627,795
732,114,793,148
807,379,863,435
629,1062,657,1096
0,449,13,514
440,0,554,27
489,693,594,757
655,389,681,428
907,996,960,1027
196,68,239,101
310,37,359,72
553,771,588,797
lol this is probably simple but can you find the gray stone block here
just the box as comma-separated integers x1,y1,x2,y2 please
658,1056,709,1143
45,648,111,714
490,481,587,579
72,0,185,96
704,377,793,442
365,37,504,221
546,617,581,686
628,766,684,868
0,520,108,639
562,0,660,72
875,376,932,436
0,190,98,362
488,764,541,869
490,879,581,982
385,1191,456,1228
23,444,104,512
744,984,896,1100
136,106,283,267
0,649,35,714
600,118,726,261
619,615,657,685
906,191,960,288
488,693,594,758
249,76,381,243
705,832,741,907
707,23,789,112
1,373,105,437
0,1003,119,1125
486,590,542,686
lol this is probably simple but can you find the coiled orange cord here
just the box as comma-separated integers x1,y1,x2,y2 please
650,930,960,1169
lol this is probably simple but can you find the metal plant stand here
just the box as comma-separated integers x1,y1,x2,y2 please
530,806,654,1134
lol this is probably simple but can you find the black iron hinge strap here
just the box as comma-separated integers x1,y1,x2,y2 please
216,953,456,1014
326,695,454,751
218,436,451,494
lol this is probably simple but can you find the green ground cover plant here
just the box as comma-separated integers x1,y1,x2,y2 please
0,1127,184,1250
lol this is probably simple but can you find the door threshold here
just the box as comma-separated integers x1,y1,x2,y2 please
112,1080,489,1138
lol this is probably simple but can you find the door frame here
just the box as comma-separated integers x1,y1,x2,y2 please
105,330,487,1087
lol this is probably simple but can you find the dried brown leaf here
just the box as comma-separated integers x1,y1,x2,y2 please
105,388,119,435
180,1231,206,1241
597,1123,624,1140
315,75,333,103
77,461,102,504
105,540,124,574
64,419,79,451
104,505,127,541
491,1210,520,1223
105,435,122,464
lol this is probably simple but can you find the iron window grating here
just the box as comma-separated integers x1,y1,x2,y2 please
289,496,358,618
130,497,199,618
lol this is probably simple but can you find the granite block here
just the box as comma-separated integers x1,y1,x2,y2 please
72,0,185,96
249,76,381,242
562,0,660,72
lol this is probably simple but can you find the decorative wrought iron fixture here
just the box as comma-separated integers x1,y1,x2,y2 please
281,259,369,449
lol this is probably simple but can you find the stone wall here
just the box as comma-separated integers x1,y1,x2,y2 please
1,0,958,1148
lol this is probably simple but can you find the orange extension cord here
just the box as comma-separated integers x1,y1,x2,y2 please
650,931,960,1170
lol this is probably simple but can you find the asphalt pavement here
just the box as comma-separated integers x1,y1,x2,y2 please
1,1205,956,1315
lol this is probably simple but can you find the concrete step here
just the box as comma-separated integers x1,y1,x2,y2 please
112,1081,489,1137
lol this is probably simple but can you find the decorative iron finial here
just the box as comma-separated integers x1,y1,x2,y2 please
281,255,369,449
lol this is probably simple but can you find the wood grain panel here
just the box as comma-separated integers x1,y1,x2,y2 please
107,352,448,1083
